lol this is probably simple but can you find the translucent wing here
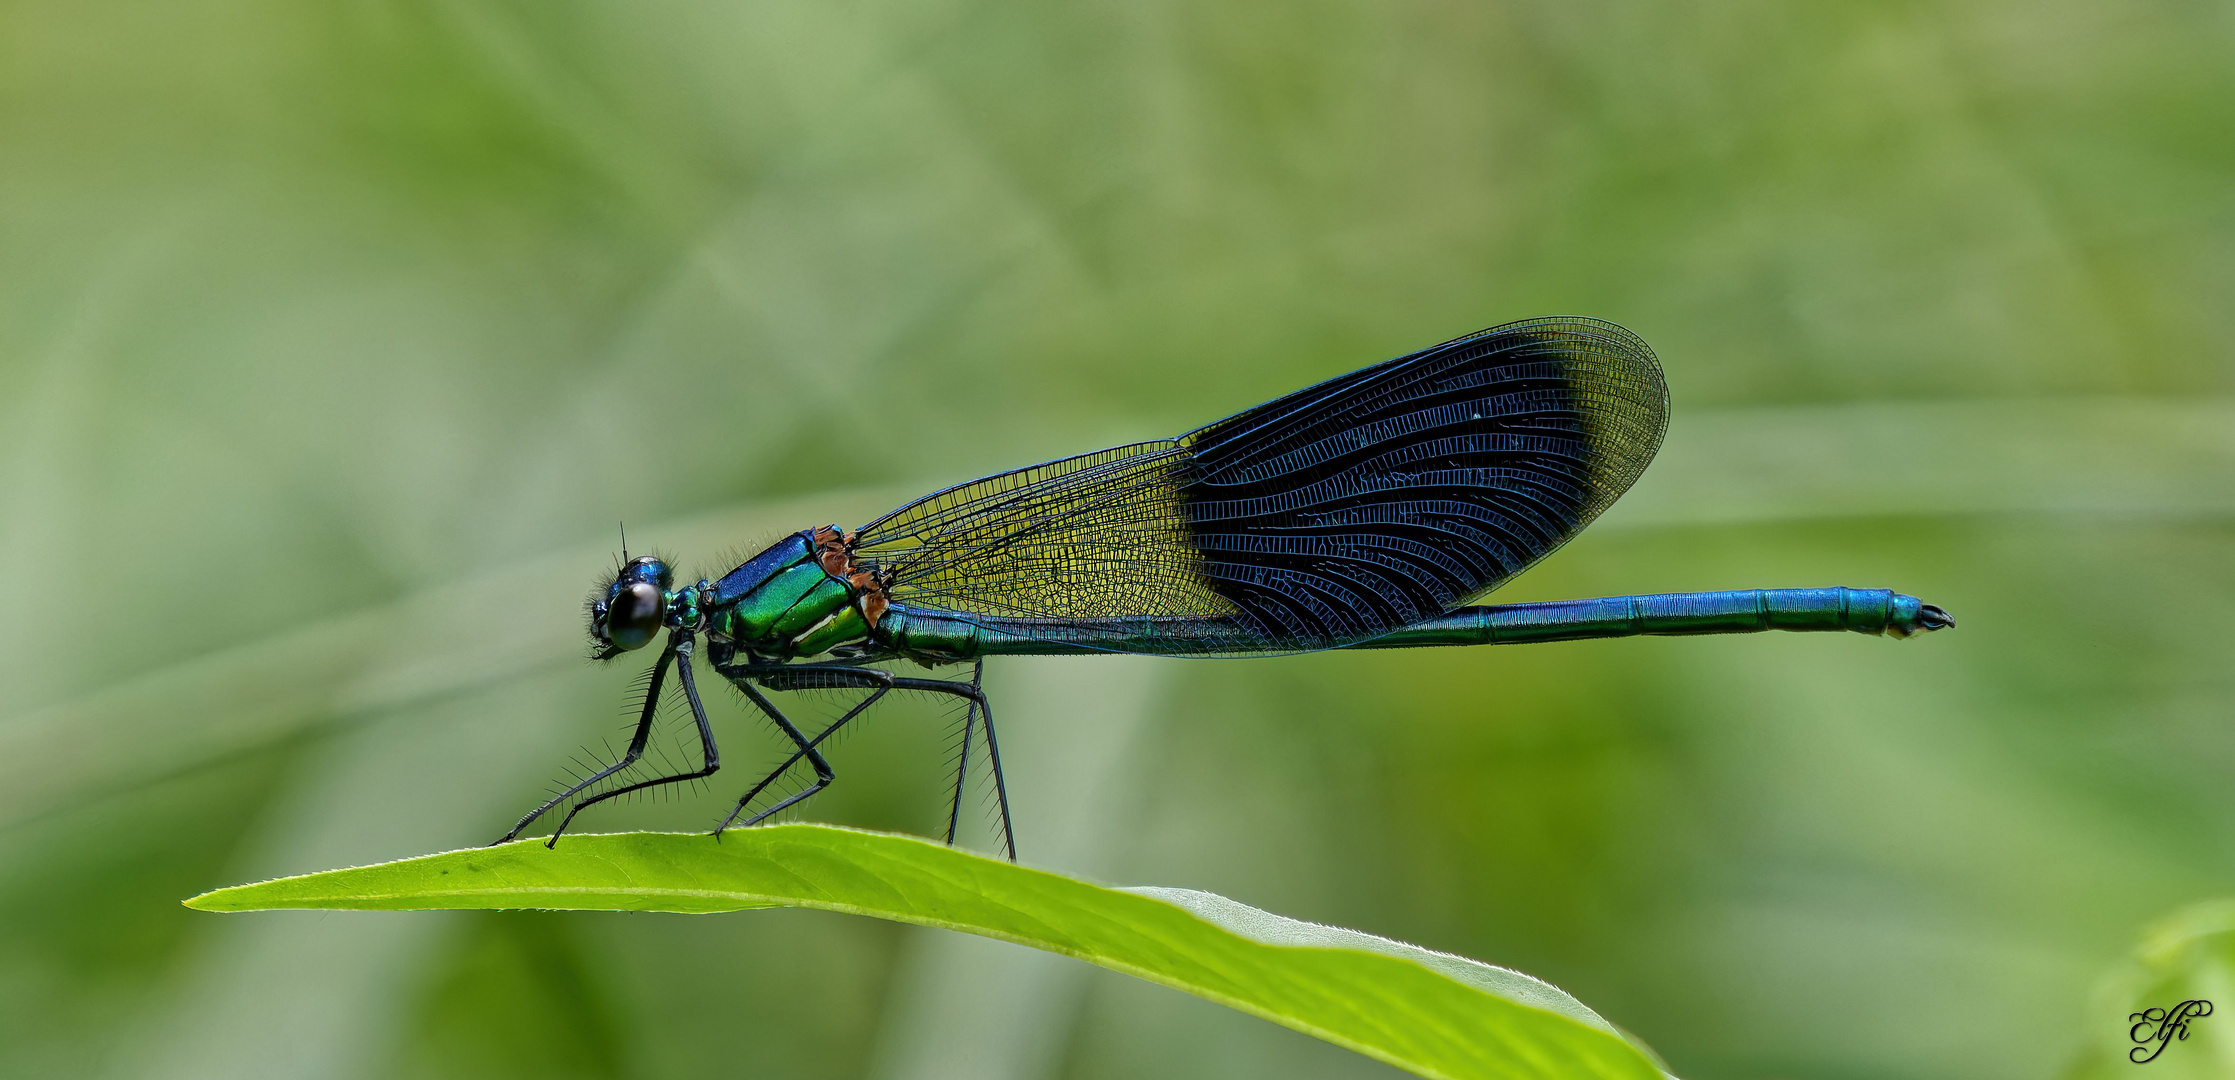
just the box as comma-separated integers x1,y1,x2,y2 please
852,317,1667,653
850,441,1239,622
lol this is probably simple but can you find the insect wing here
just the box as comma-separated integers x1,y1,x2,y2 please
852,440,1239,626
853,317,1667,652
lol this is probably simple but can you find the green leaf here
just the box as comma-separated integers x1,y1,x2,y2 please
186,825,1667,1080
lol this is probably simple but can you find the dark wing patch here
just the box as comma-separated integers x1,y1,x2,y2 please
1180,317,1667,644
852,317,1666,653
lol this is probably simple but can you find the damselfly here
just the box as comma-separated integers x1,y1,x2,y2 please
498,317,1952,856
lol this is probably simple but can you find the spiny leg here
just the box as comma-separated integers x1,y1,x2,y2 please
546,634,721,845
707,657,849,832
892,668,1014,862
723,688,884,831
944,660,980,846
713,668,891,835
493,636,676,845
708,659,1015,860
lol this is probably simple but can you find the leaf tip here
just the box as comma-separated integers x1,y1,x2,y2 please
183,884,263,912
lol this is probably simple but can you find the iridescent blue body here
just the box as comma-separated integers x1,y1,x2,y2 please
880,585,1945,657
603,534,1948,665
502,317,1953,856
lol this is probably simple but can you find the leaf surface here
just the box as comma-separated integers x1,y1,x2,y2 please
187,825,1666,1080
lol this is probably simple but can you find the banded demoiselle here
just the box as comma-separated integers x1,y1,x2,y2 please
498,317,1953,857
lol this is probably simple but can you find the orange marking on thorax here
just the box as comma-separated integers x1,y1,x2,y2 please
812,525,890,628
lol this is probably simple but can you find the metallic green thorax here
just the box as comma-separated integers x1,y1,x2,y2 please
701,530,872,659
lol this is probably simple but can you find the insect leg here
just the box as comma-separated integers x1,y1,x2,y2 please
713,668,892,835
892,668,1015,862
545,634,722,845
493,635,676,845
943,660,981,846
708,656,838,825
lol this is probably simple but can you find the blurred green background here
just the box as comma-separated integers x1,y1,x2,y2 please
3,0,2232,1077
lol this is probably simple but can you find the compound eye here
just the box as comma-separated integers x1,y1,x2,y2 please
607,580,665,650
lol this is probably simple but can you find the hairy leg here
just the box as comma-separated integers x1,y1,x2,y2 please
545,634,722,845
493,635,678,845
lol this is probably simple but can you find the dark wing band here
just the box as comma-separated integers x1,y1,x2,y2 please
1180,316,1667,643
852,317,1666,653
